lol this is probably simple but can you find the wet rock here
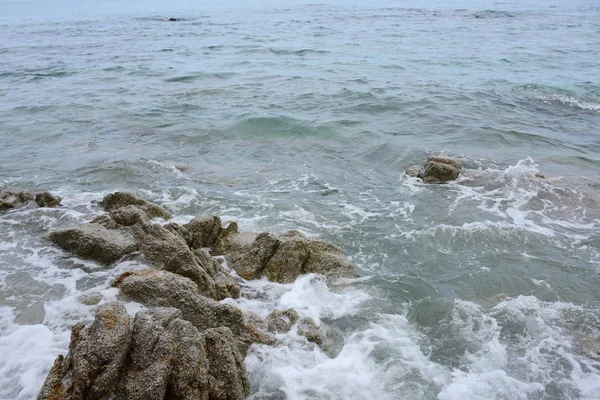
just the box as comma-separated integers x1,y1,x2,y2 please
267,308,299,333
405,164,422,177
34,191,61,207
297,317,343,358
225,232,280,280
109,204,151,226
115,269,265,353
127,220,219,299
38,302,132,400
48,224,138,265
100,192,172,220
418,155,462,183
39,304,250,400
0,189,33,211
89,214,119,229
204,327,251,400
185,215,223,249
80,292,103,305
164,222,193,245
220,230,355,283
121,308,210,400
297,317,324,345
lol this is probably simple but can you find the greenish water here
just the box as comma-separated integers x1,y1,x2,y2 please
1,0,599,399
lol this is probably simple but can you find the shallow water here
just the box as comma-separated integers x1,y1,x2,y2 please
1,0,600,399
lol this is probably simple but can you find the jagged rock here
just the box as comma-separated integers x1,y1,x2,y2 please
267,308,299,333
115,269,271,353
48,224,138,265
127,218,219,299
100,192,172,220
38,302,132,400
405,164,422,177
121,308,210,400
0,190,33,211
164,222,193,245
204,327,251,400
224,232,280,280
80,292,103,305
35,191,62,207
219,230,354,283
263,233,309,283
185,215,223,249
418,155,462,183
39,304,250,400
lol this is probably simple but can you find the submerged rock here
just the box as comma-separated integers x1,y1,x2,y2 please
267,308,299,333
38,303,249,400
80,292,103,305
418,155,462,183
48,223,138,265
100,192,172,220
0,189,33,211
405,164,422,177
35,191,61,207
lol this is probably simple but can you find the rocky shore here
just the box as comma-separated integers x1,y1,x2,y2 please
11,191,357,400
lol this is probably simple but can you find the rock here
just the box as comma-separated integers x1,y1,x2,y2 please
297,317,343,358
225,232,280,280
405,164,422,177
109,205,151,226
35,192,62,207
38,302,133,400
263,235,309,283
80,292,103,305
267,308,299,333
297,317,324,345
48,224,138,265
121,308,210,400
100,192,172,220
115,269,268,353
127,219,219,299
39,304,250,400
418,155,461,183
185,215,223,249
0,190,33,211
219,230,355,283
89,214,120,229
203,327,251,400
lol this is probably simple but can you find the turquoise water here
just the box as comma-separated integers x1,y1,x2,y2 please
1,0,600,399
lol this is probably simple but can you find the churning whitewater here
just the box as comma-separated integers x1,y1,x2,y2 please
1,0,600,399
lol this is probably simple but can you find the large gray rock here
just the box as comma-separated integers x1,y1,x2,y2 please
48,223,138,265
35,192,62,208
184,215,223,249
218,229,355,283
38,304,250,400
38,302,132,400
100,192,172,220
417,155,462,183
0,190,33,211
120,308,210,400
115,269,272,353
204,327,251,400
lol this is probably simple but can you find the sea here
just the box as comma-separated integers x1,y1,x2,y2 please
1,0,600,398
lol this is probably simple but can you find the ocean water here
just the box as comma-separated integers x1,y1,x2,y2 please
1,0,600,398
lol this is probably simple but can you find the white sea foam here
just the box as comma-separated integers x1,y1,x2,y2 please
538,94,600,113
